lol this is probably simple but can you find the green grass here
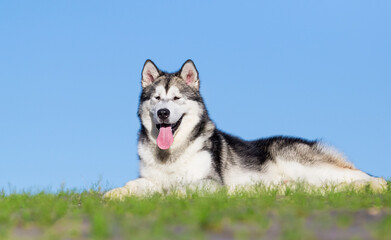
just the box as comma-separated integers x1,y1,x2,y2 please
1,183,391,240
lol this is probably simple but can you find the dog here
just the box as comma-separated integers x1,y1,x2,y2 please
104,60,386,199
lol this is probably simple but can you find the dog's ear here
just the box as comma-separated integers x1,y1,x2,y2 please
179,60,199,90
142,60,161,88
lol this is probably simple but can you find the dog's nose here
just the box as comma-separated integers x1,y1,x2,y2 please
157,108,170,120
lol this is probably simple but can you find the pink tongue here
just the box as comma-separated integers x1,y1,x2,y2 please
157,126,174,150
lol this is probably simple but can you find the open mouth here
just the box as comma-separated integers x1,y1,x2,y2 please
156,115,183,135
155,115,184,150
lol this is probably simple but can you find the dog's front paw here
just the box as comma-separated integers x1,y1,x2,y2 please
104,178,158,200
103,187,130,200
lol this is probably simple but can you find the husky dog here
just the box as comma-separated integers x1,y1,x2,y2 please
105,60,386,198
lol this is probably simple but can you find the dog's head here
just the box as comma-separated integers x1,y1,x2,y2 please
138,60,206,150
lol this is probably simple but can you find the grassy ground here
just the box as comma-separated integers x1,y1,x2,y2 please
1,183,391,240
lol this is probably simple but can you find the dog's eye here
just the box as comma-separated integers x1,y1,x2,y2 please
173,96,181,100
155,96,160,100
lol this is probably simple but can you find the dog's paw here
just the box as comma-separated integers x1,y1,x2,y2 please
351,178,387,192
369,178,388,192
104,178,159,200
103,187,130,200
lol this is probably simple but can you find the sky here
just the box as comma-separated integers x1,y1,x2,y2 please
1,1,390,192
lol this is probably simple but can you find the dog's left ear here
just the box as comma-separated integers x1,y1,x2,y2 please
179,60,199,90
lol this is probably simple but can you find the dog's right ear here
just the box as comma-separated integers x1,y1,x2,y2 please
141,60,160,88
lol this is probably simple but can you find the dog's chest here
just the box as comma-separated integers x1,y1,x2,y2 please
139,146,213,186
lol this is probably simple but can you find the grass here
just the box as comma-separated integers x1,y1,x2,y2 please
1,183,391,240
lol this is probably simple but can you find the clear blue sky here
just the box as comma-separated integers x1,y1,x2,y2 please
1,1,390,192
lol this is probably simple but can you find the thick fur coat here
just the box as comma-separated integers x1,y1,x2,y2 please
105,60,386,199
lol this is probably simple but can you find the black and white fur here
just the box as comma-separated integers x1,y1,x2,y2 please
105,60,386,198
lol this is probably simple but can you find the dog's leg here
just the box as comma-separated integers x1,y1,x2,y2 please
164,179,221,196
188,179,221,192
104,178,159,200
323,169,388,192
349,177,388,192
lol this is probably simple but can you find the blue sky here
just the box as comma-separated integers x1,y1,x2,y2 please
1,1,390,192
